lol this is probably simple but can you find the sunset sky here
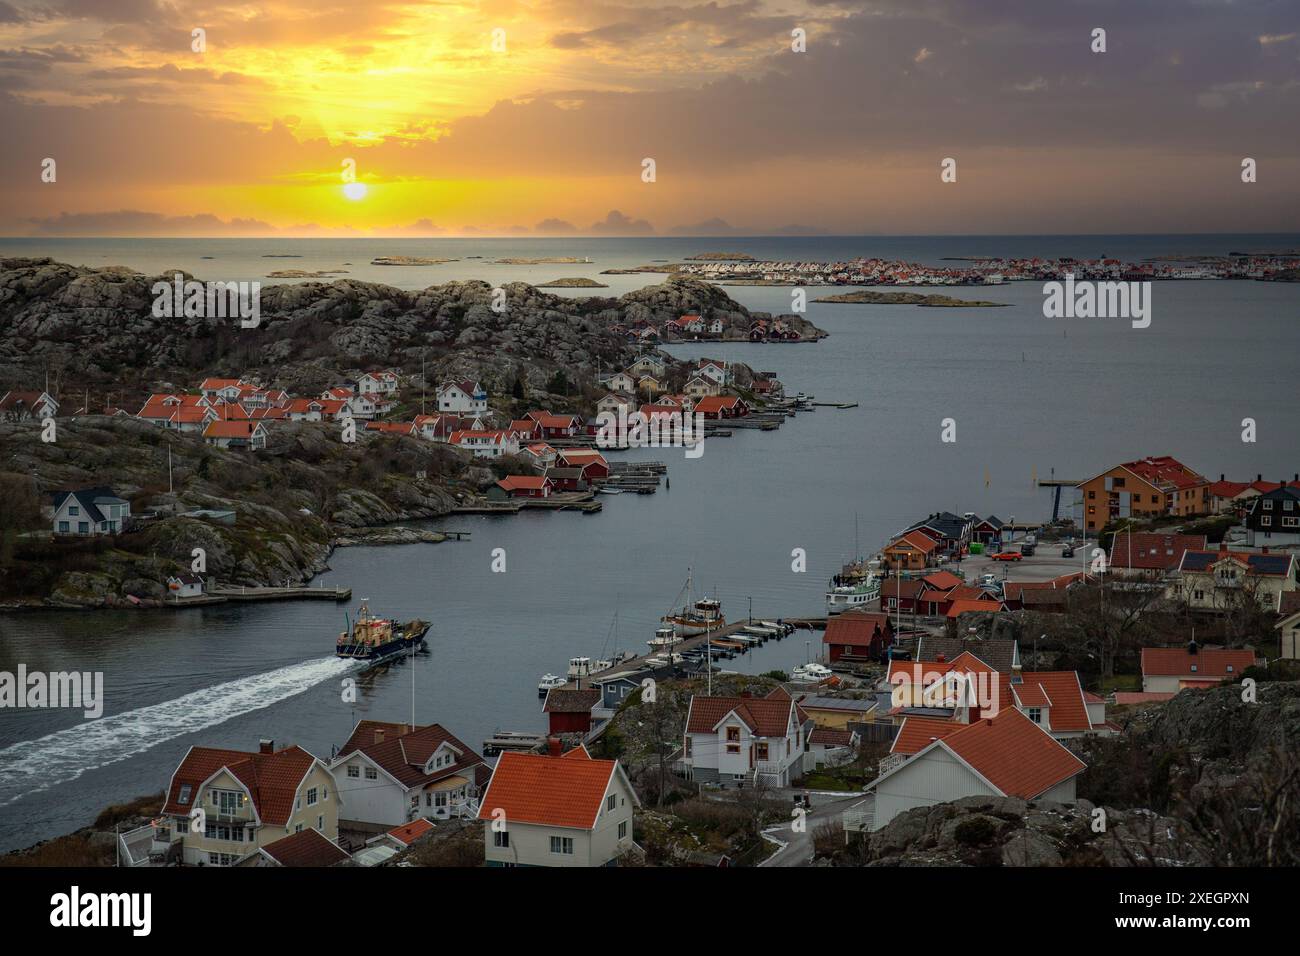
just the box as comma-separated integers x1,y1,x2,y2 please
2,0,1298,236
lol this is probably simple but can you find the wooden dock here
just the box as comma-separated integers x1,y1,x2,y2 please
452,493,602,515
206,584,352,602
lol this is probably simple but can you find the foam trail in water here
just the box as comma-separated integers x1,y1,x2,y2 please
0,656,356,808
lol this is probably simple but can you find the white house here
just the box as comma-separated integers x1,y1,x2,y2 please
696,360,730,387
627,356,666,379
358,370,400,396
198,378,245,402
866,708,1086,831
602,372,636,394
709,317,725,335
449,429,517,458
683,376,720,399
51,487,131,536
345,394,379,420
680,688,810,788
437,380,488,415
0,390,59,421
478,742,638,867
328,721,486,828
166,572,204,599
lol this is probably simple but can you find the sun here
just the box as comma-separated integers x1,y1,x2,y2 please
343,182,368,201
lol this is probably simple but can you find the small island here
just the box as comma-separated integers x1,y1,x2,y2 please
686,252,756,261
493,257,592,265
265,269,350,278
534,277,608,288
371,256,458,266
814,290,1008,307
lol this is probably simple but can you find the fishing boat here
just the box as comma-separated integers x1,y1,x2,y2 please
826,576,880,614
661,569,725,636
335,600,429,661
538,674,566,697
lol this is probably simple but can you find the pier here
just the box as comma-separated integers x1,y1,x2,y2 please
165,583,353,607
206,584,352,602
452,493,602,515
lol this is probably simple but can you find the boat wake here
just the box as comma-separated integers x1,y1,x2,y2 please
0,655,357,809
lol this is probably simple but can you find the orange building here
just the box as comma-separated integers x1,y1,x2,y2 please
1076,456,1209,534
882,530,939,571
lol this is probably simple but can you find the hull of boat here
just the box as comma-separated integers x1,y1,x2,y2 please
664,616,726,637
337,622,429,661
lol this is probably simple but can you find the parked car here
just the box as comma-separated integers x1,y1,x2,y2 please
991,551,1022,562
1062,544,1075,558
1020,542,1036,556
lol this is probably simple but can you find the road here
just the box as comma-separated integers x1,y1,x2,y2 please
759,791,870,867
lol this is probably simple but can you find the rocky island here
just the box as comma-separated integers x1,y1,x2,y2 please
814,290,1008,307
0,257,825,607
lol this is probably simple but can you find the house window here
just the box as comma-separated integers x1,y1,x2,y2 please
58,521,69,533
606,794,616,812
685,737,692,756
306,787,318,806
1088,491,1095,499
1264,500,1273,510
295,823,304,833
177,818,189,834
755,742,769,761
69,506,79,516
1027,708,1042,723
215,790,241,815
318,815,323,830
1190,664,1198,673
550,836,574,855
1261,516,1272,526
494,831,509,848
365,767,378,780
347,765,359,778
178,784,192,805
618,821,628,840
1226,665,1234,673
78,522,89,533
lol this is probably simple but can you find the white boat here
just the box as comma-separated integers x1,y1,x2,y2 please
826,577,880,614
537,674,566,696
567,657,592,678
791,663,832,683
647,626,682,649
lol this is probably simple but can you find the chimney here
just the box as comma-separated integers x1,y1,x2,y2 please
1220,473,1224,482
374,729,385,745
547,737,562,758
259,738,273,754
935,652,946,663
1257,473,1262,482
1188,638,1199,655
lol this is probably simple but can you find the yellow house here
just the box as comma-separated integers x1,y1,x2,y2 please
161,739,340,866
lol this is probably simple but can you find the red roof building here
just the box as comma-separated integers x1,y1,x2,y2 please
823,611,895,662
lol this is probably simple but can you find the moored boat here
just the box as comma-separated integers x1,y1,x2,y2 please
335,600,428,661
538,673,566,697
826,576,880,614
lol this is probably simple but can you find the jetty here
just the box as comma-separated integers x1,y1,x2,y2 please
165,583,353,608
452,493,602,515
207,584,352,602
483,731,549,756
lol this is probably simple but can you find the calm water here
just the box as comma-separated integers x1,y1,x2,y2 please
1,234,1299,850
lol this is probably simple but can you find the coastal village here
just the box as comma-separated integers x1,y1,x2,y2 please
0,266,1295,870
19,430,1296,867
642,252,1300,287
